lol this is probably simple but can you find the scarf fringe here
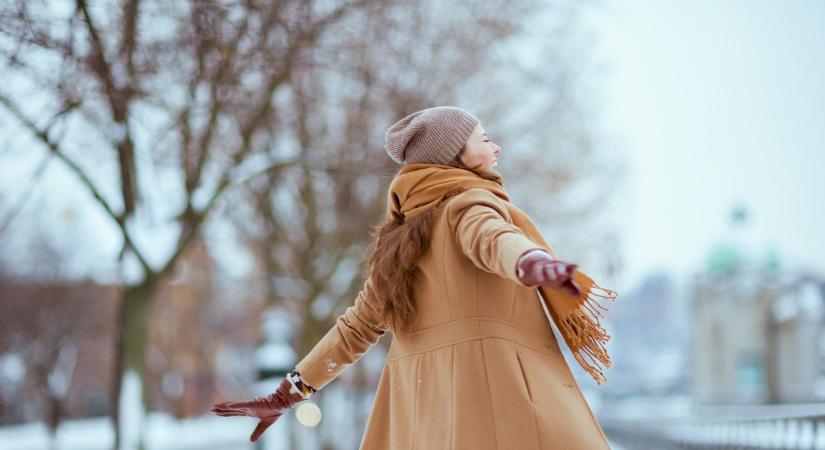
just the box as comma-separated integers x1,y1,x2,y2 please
557,284,617,385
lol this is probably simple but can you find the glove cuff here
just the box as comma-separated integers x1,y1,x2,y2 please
516,248,553,281
287,370,316,399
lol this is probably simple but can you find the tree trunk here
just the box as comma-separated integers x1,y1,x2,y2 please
111,281,156,450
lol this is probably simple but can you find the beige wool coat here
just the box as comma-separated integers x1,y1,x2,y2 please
294,188,611,449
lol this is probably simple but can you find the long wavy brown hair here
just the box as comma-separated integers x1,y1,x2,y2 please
366,147,504,334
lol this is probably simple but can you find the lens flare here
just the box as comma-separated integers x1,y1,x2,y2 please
295,401,322,427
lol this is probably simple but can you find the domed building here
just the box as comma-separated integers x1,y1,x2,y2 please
691,206,825,404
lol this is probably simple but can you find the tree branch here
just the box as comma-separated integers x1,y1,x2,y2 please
187,12,251,196
76,0,139,217
120,0,140,80
76,0,122,120
0,92,153,275
156,157,302,281
0,151,53,235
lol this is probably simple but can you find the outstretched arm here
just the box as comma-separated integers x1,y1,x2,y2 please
446,188,546,288
211,274,388,441
293,274,389,391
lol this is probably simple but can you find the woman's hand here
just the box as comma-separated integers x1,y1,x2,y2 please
210,377,304,442
516,249,582,296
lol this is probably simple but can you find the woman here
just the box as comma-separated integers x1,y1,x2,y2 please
211,106,617,449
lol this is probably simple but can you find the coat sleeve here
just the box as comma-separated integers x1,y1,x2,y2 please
293,274,388,391
446,188,544,288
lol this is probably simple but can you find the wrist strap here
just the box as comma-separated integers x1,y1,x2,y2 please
287,370,316,398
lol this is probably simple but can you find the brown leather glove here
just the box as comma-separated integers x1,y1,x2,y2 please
210,377,304,442
516,249,582,296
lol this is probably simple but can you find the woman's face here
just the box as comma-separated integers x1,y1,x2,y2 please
460,124,501,170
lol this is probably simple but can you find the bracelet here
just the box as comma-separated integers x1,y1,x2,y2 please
287,370,317,398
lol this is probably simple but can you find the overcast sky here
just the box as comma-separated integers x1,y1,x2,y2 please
582,0,825,287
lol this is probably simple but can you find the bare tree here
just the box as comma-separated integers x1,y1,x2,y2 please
0,0,392,448
0,236,103,448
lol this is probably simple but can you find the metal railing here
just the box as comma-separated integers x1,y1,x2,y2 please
600,402,825,450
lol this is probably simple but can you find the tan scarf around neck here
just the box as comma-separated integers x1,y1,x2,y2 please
386,163,618,385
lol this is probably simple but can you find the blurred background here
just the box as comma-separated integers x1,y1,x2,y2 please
0,0,823,449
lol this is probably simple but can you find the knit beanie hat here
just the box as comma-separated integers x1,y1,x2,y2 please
384,106,480,165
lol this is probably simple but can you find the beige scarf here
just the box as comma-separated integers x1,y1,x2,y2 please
386,163,618,385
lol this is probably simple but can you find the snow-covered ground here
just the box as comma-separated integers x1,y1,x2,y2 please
0,413,268,450
0,415,628,450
